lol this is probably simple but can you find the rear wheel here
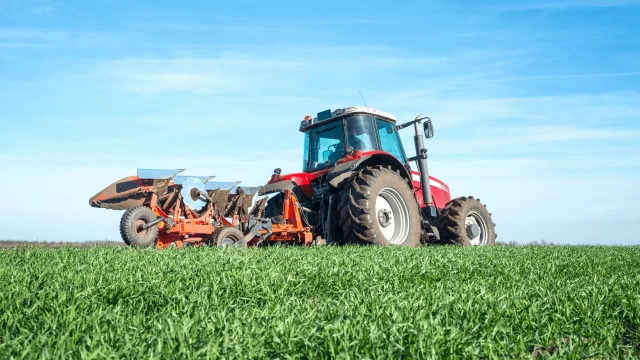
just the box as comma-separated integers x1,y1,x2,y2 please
119,206,158,247
337,165,421,246
439,196,496,246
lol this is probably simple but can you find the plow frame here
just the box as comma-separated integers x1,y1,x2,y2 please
150,189,242,249
269,190,313,245
237,190,313,246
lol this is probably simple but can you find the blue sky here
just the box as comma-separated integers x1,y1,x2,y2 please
0,0,638,244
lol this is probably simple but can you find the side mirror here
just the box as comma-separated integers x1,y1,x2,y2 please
423,120,434,139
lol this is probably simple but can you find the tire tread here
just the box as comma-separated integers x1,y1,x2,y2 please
439,196,497,246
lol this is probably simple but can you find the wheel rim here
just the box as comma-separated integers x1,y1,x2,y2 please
466,211,488,245
375,187,410,244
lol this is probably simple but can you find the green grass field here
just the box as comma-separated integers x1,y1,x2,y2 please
1,246,639,359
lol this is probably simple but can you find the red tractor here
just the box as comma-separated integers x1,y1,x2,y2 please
90,107,496,247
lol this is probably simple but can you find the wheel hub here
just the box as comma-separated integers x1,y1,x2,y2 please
465,211,488,245
375,188,410,244
377,209,392,228
466,223,480,238
134,219,148,236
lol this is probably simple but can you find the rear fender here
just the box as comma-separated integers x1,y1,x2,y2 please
326,156,371,187
258,180,310,202
258,180,296,196
326,153,412,188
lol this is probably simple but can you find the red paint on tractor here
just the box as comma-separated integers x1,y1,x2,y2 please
267,148,451,209
411,171,451,209
268,169,330,199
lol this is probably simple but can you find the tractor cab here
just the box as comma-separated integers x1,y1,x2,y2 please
300,107,408,172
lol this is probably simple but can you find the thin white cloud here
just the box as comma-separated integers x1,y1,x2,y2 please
0,27,67,41
33,5,56,14
495,72,640,81
311,18,374,25
92,46,527,95
0,27,139,48
428,128,640,159
524,126,640,142
379,92,640,130
94,48,453,94
0,43,46,47
498,0,640,10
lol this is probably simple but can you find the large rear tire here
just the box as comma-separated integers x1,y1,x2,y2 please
119,206,158,247
337,166,421,246
439,196,496,246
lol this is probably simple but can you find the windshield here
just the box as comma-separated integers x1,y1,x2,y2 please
305,121,345,171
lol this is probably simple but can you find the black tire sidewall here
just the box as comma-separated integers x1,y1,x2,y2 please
120,206,158,247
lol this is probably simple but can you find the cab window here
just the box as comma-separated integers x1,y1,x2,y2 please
376,118,407,164
302,131,310,171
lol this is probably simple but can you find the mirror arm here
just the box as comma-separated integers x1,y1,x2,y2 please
394,117,428,131
393,116,430,132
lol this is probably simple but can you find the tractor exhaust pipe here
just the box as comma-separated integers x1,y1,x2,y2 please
413,122,432,205
395,114,437,218
394,114,437,218
413,118,436,218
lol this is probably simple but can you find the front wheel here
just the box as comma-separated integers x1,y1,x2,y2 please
439,196,496,246
337,165,421,246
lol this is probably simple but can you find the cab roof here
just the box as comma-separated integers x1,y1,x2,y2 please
299,106,397,132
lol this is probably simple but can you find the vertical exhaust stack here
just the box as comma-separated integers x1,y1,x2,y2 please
392,114,437,218
412,115,437,218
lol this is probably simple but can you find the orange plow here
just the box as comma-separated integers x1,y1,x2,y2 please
89,169,312,248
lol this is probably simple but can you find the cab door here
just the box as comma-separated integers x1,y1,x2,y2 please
375,118,408,165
